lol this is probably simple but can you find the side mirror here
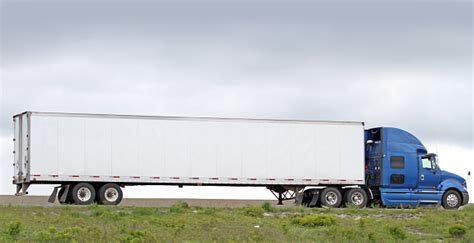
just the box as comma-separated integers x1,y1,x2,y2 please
468,171,471,176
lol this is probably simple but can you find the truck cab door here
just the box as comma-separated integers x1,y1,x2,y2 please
414,155,442,204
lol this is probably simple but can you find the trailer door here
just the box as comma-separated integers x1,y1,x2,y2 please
13,116,21,182
20,113,30,182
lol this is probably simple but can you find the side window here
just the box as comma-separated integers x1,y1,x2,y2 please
421,157,431,169
390,174,405,184
390,156,405,169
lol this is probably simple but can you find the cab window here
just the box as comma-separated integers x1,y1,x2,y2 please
390,156,405,169
421,157,431,169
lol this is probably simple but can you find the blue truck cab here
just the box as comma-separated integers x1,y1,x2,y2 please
365,127,469,209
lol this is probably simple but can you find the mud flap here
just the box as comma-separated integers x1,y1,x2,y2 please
294,193,304,205
309,190,320,207
48,187,59,203
48,185,70,203
59,185,70,203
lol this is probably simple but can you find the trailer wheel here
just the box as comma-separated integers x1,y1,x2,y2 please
442,190,461,209
320,187,342,208
97,183,123,205
71,183,96,205
345,188,368,208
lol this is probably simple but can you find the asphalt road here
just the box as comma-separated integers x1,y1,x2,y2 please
0,195,282,207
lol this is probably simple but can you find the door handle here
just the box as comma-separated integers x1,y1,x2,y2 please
420,174,425,181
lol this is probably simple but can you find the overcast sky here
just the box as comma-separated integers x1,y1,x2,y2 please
0,1,472,199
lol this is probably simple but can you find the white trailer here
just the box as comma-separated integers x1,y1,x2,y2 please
13,111,365,206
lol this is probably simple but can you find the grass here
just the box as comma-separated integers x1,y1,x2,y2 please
0,203,472,242
291,215,336,227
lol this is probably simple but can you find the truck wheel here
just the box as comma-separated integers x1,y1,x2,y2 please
71,183,96,205
321,187,342,208
442,190,461,209
97,183,123,205
345,188,368,208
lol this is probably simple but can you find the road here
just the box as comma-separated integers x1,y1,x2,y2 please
0,195,282,207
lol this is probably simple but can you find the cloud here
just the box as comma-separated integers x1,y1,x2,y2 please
1,40,471,147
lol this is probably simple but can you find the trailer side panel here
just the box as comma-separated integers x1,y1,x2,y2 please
25,112,365,186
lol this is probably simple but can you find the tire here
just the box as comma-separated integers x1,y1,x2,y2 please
70,183,96,205
320,187,342,208
442,190,461,209
97,183,123,205
345,188,368,208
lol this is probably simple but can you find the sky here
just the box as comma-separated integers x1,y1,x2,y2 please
0,1,472,201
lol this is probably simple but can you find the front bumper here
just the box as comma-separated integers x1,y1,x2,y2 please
462,192,469,206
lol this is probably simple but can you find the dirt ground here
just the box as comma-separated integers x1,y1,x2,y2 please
0,195,280,208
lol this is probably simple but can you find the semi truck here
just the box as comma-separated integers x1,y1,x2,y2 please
12,111,469,208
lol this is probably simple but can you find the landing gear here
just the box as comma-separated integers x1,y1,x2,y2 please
277,192,284,205
267,186,304,205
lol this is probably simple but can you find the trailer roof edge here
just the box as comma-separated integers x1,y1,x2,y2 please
16,111,365,126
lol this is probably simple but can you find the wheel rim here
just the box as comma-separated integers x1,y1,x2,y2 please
104,187,119,202
325,192,338,205
446,193,459,207
351,192,364,206
77,187,92,202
